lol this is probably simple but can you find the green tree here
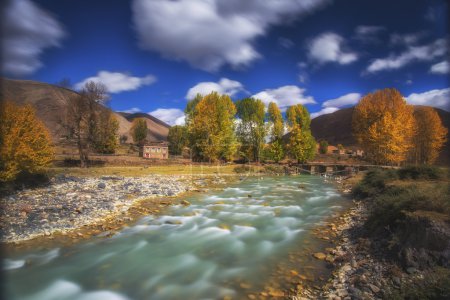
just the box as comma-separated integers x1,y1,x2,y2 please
93,112,119,154
319,140,329,154
235,97,266,162
131,118,148,145
286,104,316,163
168,125,188,155
188,92,237,162
0,102,54,181
267,102,285,162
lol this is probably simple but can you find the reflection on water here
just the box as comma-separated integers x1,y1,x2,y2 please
4,175,345,300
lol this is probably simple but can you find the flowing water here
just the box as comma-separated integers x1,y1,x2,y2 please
3,175,347,300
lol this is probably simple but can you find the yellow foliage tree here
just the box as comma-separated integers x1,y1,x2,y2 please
0,102,54,181
352,88,415,165
411,107,447,164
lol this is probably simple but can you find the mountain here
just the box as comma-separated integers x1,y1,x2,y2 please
0,78,169,143
118,112,170,142
310,106,450,165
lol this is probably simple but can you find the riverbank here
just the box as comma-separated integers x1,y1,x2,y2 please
294,166,450,300
0,173,236,248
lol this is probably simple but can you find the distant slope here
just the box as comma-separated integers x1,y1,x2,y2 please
118,112,170,142
0,78,169,143
310,105,450,165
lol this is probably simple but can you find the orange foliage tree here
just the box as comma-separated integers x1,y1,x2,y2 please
0,102,54,181
410,107,447,164
352,88,415,165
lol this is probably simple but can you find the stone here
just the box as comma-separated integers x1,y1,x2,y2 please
313,252,327,260
97,182,106,189
180,200,191,206
406,267,417,274
368,284,380,294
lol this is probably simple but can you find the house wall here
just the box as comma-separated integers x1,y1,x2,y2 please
142,146,168,159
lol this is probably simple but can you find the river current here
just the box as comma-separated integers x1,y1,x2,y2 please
3,175,346,300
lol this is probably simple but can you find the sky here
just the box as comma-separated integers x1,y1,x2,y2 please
2,0,449,125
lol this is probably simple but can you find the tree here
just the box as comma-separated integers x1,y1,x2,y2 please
93,112,119,154
352,88,415,165
188,92,237,162
131,118,148,145
63,81,109,167
319,140,329,154
235,97,266,162
286,104,316,163
410,107,447,164
0,102,54,181
266,102,285,162
168,125,188,155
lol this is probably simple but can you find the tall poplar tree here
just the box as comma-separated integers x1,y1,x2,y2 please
286,104,316,163
266,102,285,162
235,97,266,162
352,88,415,165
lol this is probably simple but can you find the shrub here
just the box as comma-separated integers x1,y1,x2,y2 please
353,168,398,198
233,165,254,174
398,165,446,180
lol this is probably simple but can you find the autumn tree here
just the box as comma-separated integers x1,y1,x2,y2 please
93,111,119,154
286,104,316,163
187,92,237,162
319,140,329,154
266,102,285,162
168,125,188,155
131,118,148,145
0,102,54,181
352,88,415,165
410,107,447,164
63,81,109,167
235,97,266,162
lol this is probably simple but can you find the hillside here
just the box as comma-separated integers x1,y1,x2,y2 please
310,106,450,165
118,112,170,142
0,78,169,143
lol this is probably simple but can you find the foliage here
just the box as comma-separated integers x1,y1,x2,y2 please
233,165,255,174
410,107,447,165
266,102,285,162
187,92,237,162
131,118,148,145
93,112,119,154
337,143,344,151
235,97,266,162
263,164,285,175
352,88,415,165
265,139,285,163
319,140,329,154
397,165,447,180
286,104,316,163
168,125,188,155
0,102,54,181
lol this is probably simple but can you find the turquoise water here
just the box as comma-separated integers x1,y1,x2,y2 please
3,175,346,300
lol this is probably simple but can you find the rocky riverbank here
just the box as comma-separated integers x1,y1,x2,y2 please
0,174,227,244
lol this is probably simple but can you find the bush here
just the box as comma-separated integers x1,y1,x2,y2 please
353,168,398,198
263,165,285,175
398,165,446,180
233,165,254,174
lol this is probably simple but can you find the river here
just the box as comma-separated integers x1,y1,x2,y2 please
3,175,348,300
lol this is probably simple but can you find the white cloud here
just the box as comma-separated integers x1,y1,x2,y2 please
355,25,385,36
430,61,450,74
1,0,65,76
308,32,358,65
149,108,185,126
322,93,361,108
120,107,142,114
311,107,339,119
252,85,316,111
186,78,245,100
75,71,156,93
366,38,447,73
406,88,450,111
278,37,294,49
389,32,425,46
131,0,330,71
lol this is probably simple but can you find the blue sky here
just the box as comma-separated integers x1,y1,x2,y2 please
2,0,449,125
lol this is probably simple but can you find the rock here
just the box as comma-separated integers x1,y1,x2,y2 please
337,288,348,297
351,258,358,268
349,287,363,299
240,282,251,289
268,290,284,297
313,252,327,260
368,284,380,294
406,267,417,274
180,200,190,206
97,182,106,189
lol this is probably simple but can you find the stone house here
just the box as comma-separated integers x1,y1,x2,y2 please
141,142,169,159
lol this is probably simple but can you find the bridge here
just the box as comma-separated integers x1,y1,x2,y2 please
288,162,398,176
